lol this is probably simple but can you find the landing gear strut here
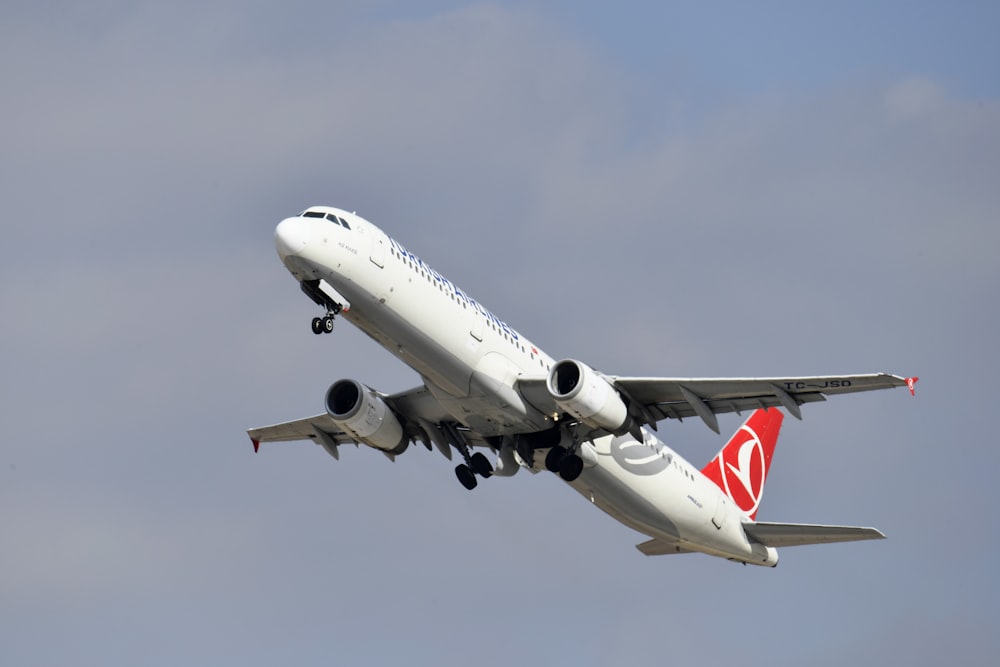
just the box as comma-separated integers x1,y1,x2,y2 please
300,280,343,335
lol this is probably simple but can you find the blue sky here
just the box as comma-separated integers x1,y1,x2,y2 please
1,2,998,665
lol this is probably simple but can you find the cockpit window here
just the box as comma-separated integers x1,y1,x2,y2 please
299,209,351,230
324,212,351,230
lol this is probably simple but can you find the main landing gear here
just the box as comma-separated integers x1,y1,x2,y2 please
545,446,584,482
455,451,494,490
456,445,583,488
449,423,494,492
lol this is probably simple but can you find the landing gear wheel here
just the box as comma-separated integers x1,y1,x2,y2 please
545,446,567,473
455,464,478,490
470,452,493,478
311,317,324,335
558,454,584,482
322,315,335,333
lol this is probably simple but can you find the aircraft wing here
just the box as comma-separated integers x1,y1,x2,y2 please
518,372,912,434
616,373,912,432
248,413,354,456
743,522,886,547
248,384,484,460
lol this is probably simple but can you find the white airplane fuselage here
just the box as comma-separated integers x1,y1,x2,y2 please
274,207,777,565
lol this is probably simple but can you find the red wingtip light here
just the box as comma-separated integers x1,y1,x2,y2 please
905,377,919,396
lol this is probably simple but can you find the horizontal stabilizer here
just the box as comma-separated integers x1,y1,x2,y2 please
636,538,694,556
744,521,885,548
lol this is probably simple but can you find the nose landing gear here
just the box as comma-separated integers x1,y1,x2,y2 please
311,313,338,335
300,279,344,335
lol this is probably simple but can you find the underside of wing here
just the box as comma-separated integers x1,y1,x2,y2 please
517,372,910,435
743,522,886,548
247,413,355,458
247,383,491,461
615,373,909,433
614,373,907,433
511,374,557,417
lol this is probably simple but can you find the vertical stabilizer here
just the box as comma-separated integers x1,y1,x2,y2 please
700,408,784,520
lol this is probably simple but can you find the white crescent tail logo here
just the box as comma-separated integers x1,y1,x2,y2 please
718,425,766,516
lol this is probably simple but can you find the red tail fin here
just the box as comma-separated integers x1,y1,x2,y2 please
700,408,784,520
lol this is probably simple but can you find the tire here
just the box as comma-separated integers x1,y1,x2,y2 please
470,452,493,478
545,446,566,473
558,454,584,482
455,464,478,490
323,316,334,333
311,317,324,334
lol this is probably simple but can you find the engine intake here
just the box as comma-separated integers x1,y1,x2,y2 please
325,379,407,454
546,359,631,435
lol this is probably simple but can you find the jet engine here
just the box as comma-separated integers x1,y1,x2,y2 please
325,379,408,454
546,359,631,435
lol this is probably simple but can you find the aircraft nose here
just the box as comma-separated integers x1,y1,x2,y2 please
274,217,309,260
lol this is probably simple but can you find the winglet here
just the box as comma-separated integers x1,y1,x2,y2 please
251,438,260,453
906,377,919,396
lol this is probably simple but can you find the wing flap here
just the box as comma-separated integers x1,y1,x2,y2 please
743,521,886,548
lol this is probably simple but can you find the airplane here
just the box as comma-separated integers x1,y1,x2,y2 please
248,205,917,567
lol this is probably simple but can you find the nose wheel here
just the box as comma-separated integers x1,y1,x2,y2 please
311,315,336,335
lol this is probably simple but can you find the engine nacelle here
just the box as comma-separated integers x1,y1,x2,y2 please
546,359,631,435
325,379,407,454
